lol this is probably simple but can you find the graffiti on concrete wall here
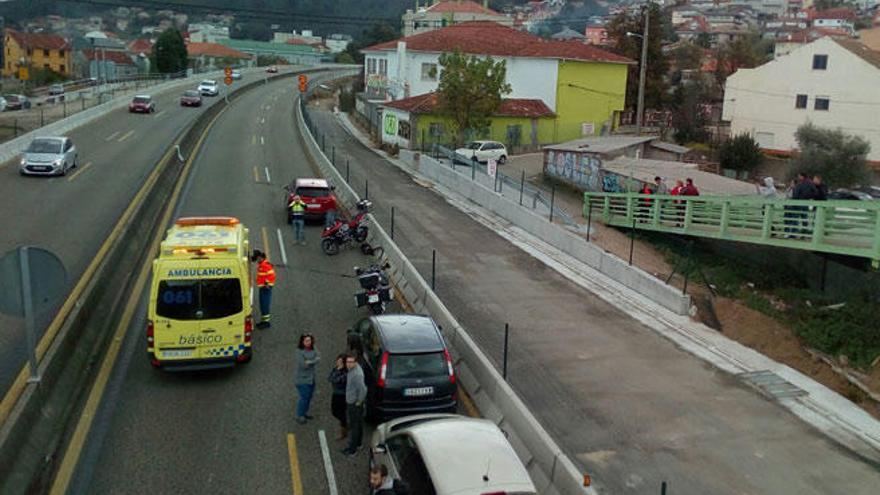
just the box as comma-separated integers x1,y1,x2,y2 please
602,174,621,192
545,150,602,190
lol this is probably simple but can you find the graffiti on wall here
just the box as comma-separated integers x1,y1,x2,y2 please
544,150,602,190
602,174,621,192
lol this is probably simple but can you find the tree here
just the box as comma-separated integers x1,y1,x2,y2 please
153,28,188,74
342,22,399,64
334,52,356,64
607,3,670,110
713,33,771,87
790,124,871,188
672,42,704,71
670,81,710,144
436,50,511,146
719,134,763,173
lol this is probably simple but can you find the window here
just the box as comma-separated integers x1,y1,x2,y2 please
420,62,437,81
795,94,807,109
156,279,243,320
386,435,437,495
60,64,65,73
59,49,65,57
398,120,411,140
367,58,376,75
43,49,50,57
378,58,387,75
812,54,828,70
388,353,447,380
428,122,444,137
814,97,830,111
43,64,50,70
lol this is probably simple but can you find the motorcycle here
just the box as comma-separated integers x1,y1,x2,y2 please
354,263,393,314
321,199,371,255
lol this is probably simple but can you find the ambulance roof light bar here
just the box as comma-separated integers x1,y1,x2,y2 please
175,216,240,227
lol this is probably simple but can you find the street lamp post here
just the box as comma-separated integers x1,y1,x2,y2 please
627,5,650,136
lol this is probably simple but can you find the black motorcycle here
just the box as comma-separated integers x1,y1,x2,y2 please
354,263,393,314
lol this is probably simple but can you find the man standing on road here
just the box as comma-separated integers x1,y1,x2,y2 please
252,250,275,329
289,195,307,245
342,354,367,456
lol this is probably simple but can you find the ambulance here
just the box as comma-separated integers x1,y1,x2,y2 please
147,217,253,370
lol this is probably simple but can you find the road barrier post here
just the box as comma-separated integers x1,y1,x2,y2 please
471,157,476,180
322,133,325,152
661,481,667,495
391,207,395,240
40,108,44,127
502,323,509,380
431,249,436,290
346,159,350,183
332,145,335,165
365,179,369,200
519,170,525,206
549,186,556,223
629,217,636,266
586,201,593,242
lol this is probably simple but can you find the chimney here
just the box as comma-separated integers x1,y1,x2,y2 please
397,41,407,87
483,0,489,8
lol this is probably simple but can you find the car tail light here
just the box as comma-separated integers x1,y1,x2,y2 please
444,349,456,384
377,351,389,388
244,315,253,344
146,320,154,347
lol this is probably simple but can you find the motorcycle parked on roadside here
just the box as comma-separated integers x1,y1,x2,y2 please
321,199,371,255
354,263,393,314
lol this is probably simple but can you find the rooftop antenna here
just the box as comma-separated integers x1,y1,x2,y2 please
482,457,492,483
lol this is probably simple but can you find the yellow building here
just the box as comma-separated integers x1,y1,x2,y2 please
3,29,72,78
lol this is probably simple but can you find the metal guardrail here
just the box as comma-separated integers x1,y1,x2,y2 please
433,144,579,228
584,192,880,265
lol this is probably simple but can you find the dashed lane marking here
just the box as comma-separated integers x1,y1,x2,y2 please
104,131,120,141
318,430,339,495
117,130,135,142
265,166,271,184
66,161,92,182
276,228,288,267
287,433,304,495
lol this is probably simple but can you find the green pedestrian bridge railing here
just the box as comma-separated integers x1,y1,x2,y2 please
584,192,880,265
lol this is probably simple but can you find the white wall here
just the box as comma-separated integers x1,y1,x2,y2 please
380,107,411,148
723,37,880,161
366,48,559,111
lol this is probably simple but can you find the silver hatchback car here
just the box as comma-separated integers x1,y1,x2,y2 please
20,137,78,176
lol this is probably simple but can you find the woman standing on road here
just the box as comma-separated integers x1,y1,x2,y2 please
328,353,349,439
295,334,320,424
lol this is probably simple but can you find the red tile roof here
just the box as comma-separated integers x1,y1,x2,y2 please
186,42,252,59
363,21,631,64
834,38,880,70
426,0,501,15
812,7,857,21
5,29,70,51
128,38,153,54
82,49,135,65
383,92,555,118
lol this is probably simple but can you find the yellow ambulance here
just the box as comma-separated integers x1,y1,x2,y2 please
147,217,253,370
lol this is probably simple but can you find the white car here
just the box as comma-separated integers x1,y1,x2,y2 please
20,136,78,176
198,80,219,96
370,414,537,495
455,140,508,164
231,69,242,80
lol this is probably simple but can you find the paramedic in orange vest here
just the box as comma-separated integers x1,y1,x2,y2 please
252,250,276,329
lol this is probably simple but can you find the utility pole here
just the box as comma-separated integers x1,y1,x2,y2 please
635,5,650,136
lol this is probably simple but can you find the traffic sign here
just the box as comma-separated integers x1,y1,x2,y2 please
224,66,233,77
298,74,308,92
224,76,233,85
18,67,29,81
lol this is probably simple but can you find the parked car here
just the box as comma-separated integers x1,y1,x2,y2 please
198,80,219,96
128,95,156,113
370,414,537,495
48,84,65,96
180,90,203,107
231,69,242,80
0,96,6,113
454,140,508,164
347,314,457,422
19,136,78,176
3,94,30,110
828,189,874,201
284,178,337,222
266,65,278,73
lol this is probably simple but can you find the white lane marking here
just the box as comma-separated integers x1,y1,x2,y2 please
118,130,135,142
276,228,288,267
318,430,339,495
154,110,166,118
105,131,120,141
261,117,266,124
264,166,271,184
261,136,265,146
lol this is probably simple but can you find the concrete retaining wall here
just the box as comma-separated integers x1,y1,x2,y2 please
402,149,692,316
296,101,594,495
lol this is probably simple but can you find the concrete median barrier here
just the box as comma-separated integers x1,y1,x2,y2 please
0,68,326,494
295,98,596,495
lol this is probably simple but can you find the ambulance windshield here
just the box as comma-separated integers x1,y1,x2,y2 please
157,279,242,320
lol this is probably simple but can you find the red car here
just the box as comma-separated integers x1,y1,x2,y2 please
180,90,202,107
129,95,155,113
285,178,337,222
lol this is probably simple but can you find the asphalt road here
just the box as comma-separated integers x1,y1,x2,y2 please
303,107,880,494
0,68,297,395
71,75,403,495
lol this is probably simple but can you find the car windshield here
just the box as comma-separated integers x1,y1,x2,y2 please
295,186,330,198
28,139,62,153
387,352,446,380
133,97,150,104
156,279,243,320
6,95,20,102
466,142,482,150
184,90,199,97
201,81,215,86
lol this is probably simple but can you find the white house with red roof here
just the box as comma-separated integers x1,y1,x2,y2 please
402,0,513,36
723,37,880,161
361,21,632,149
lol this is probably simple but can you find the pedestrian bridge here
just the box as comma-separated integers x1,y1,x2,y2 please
583,192,880,266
